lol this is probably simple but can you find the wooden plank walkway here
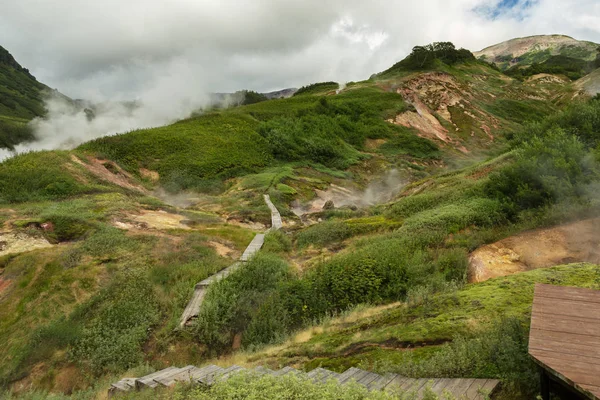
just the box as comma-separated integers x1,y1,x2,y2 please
264,194,283,230
240,233,265,262
111,365,500,399
529,284,600,400
178,195,282,328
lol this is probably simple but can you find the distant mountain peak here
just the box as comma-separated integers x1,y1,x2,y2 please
474,34,600,70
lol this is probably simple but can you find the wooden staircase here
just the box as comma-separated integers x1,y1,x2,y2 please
110,364,500,399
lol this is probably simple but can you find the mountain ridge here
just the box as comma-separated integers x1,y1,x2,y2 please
474,34,600,70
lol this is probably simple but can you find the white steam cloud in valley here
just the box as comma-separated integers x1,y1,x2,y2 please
0,59,218,160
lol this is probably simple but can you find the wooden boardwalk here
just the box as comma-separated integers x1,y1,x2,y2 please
529,284,600,399
178,195,281,328
264,194,282,230
110,364,500,399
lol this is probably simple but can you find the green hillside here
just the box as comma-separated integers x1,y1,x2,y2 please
0,46,51,149
1,39,600,400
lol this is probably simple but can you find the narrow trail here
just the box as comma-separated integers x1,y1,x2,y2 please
178,194,282,328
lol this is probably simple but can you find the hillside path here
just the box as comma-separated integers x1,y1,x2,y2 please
178,195,281,328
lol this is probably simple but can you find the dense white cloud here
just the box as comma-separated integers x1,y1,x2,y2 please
2,0,599,98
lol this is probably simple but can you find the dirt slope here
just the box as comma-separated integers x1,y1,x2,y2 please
576,67,600,96
387,71,501,153
468,218,600,282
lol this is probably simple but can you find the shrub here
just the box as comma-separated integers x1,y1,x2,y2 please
389,317,537,397
183,371,410,400
70,270,160,375
262,230,292,254
486,127,597,215
193,254,292,352
296,221,353,248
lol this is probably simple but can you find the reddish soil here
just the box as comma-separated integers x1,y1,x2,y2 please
71,155,148,193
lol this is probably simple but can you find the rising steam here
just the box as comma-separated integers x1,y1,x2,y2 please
0,59,217,161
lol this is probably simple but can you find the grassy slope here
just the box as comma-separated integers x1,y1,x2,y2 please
0,189,258,388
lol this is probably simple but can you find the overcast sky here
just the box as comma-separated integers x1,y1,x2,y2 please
1,0,600,100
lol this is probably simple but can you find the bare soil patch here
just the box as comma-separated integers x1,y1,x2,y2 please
469,218,600,282
0,232,53,257
129,210,191,231
208,241,238,259
71,155,147,193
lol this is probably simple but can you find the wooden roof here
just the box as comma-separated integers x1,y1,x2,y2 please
529,284,600,399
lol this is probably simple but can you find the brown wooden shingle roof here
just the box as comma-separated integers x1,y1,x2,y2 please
529,283,600,399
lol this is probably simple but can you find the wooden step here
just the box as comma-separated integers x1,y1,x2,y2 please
109,378,136,395
357,371,384,387
240,234,265,261
337,367,368,384
196,365,226,385
367,373,398,391
154,365,196,387
136,367,180,389
218,365,246,381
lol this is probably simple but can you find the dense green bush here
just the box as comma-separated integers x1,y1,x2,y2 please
513,98,600,148
262,230,292,254
258,114,362,169
193,253,292,352
486,127,598,216
378,129,440,159
240,90,268,105
296,221,353,248
257,97,434,169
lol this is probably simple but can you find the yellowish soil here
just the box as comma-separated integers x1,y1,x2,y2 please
139,168,160,182
0,232,53,257
127,210,191,231
208,241,238,259
226,219,267,231
468,218,600,282
364,138,387,150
